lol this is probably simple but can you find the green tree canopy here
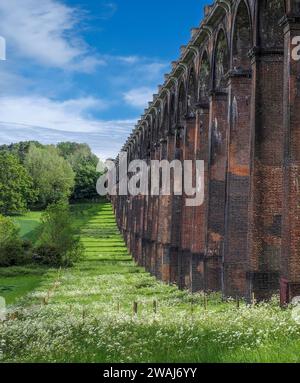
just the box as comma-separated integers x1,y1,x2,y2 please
57,142,100,200
0,141,44,163
0,152,36,215
24,144,75,208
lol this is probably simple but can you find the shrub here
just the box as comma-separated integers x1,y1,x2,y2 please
0,215,19,243
35,201,83,267
32,245,62,267
0,216,32,266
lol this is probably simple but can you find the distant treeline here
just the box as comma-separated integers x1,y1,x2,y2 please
0,141,102,215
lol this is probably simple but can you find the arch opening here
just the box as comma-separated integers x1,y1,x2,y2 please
259,0,285,49
199,51,211,102
162,99,169,136
187,68,197,117
232,1,252,70
214,30,229,91
177,82,187,124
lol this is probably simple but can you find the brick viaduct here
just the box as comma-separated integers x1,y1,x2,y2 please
111,0,300,304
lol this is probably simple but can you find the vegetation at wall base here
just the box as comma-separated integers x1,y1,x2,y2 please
1,201,300,363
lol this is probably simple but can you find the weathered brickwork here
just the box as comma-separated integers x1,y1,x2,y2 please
112,0,300,303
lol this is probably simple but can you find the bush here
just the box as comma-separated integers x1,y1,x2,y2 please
35,201,83,267
0,241,33,267
32,245,63,267
0,216,32,266
33,243,82,267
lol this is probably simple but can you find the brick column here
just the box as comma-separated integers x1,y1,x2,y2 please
165,132,177,284
156,137,172,283
223,70,252,298
153,141,163,280
191,103,210,292
247,48,284,301
171,126,184,288
148,145,156,276
142,148,151,270
181,115,198,291
124,150,132,251
281,15,300,304
205,91,228,292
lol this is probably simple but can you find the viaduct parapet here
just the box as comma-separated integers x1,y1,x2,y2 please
111,0,300,304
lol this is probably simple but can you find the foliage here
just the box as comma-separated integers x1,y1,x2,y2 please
0,141,44,163
35,201,83,267
0,215,32,267
57,142,95,162
72,159,101,200
32,245,64,267
0,152,36,215
57,142,101,201
24,144,75,209
0,141,101,205
0,215,19,244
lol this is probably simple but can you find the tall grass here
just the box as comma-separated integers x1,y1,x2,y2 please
1,201,300,363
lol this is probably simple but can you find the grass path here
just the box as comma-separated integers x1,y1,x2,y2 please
1,201,300,363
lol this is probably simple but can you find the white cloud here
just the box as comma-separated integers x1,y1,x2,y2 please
0,96,109,133
115,55,140,64
137,62,169,81
0,0,104,71
123,87,155,108
0,95,135,159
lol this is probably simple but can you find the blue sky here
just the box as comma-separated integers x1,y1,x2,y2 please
0,0,204,159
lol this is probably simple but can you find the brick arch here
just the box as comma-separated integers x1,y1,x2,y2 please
161,96,169,136
145,117,152,155
258,0,285,49
187,66,197,117
213,28,230,91
199,49,211,103
177,80,187,124
149,110,157,143
169,89,176,133
156,103,163,140
136,130,142,158
231,0,252,70
141,122,147,144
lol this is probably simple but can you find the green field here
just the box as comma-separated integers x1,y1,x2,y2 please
0,212,44,305
0,204,100,305
13,211,43,242
1,201,300,362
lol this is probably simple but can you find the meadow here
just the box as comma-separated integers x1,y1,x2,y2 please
1,201,300,363
0,212,45,304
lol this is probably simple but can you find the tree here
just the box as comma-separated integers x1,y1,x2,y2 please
57,142,93,162
0,215,19,244
34,201,83,267
0,152,36,215
57,142,101,201
0,141,44,163
24,144,75,209
72,159,101,200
